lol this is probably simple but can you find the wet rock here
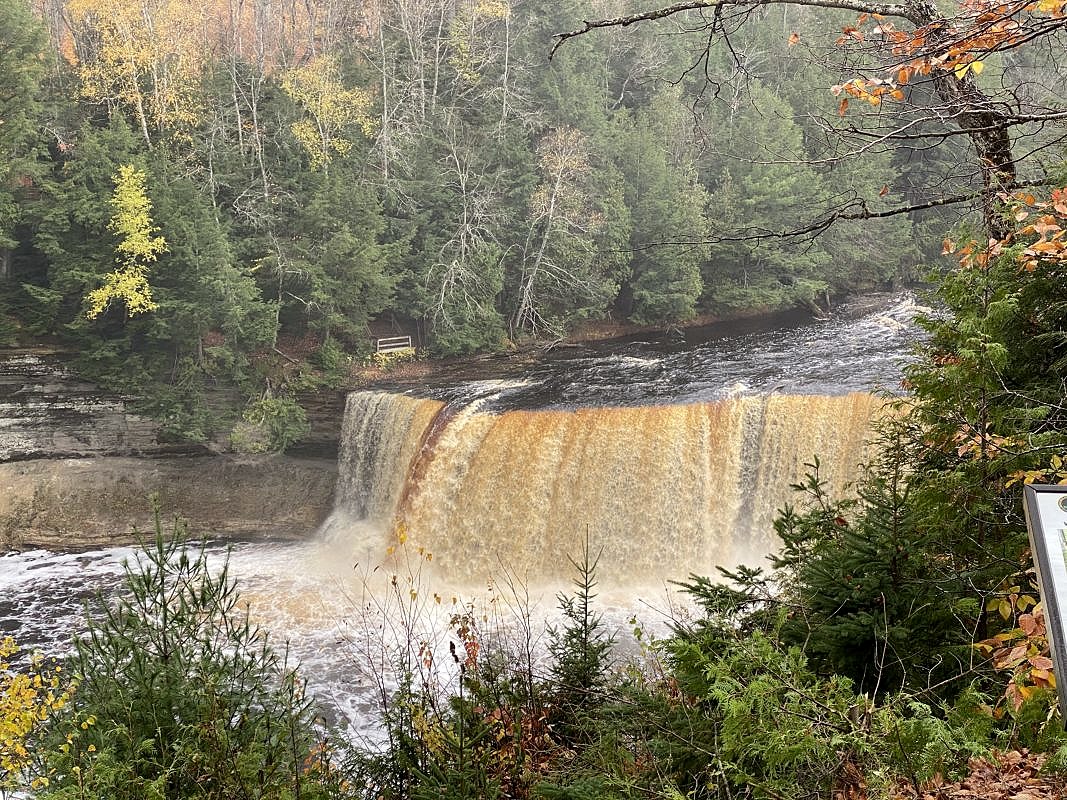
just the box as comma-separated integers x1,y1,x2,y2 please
291,389,347,460
0,350,197,461
0,455,336,551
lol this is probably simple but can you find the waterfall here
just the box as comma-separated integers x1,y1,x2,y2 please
325,390,885,584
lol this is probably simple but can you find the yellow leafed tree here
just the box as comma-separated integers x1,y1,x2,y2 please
86,164,166,320
0,637,71,793
282,54,377,171
447,0,511,84
66,0,207,143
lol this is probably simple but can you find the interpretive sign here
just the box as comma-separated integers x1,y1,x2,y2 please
1023,484,1067,722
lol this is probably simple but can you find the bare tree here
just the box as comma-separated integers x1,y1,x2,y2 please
513,127,606,337
427,112,506,332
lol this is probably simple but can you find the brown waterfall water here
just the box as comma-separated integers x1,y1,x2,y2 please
329,390,885,584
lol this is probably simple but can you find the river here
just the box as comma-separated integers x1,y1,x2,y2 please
0,292,924,736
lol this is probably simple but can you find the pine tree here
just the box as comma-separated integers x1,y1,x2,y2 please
0,0,44,280
34,517,339,799
547,537,616,741
616,91,708,324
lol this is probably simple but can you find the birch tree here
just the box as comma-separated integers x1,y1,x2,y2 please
513,127,621,337
85,164,165,319
282,53,377,172
66,0,208,144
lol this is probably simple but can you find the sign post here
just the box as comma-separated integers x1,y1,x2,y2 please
1023,484,1067,722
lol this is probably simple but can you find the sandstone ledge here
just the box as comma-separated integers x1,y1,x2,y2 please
0,455,337,552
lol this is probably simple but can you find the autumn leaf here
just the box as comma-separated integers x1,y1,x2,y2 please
1028,655,1053,670
1019,613,1041,636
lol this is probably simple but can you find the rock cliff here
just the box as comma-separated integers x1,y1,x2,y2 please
0,350,336,551
0,455,336,551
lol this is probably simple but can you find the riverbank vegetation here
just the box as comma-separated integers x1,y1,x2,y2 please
336,191,1067,799
0,0,947,442
2,518,345,800
3,0,1067,796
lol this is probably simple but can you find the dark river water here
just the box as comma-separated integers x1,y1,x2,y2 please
378,292,925,409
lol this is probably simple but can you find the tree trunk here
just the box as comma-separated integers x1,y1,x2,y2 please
969,120,1017,240
909,0,1016,238
927,73,1016,239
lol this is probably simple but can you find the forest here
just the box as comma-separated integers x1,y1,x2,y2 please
4,0,1067,798
0,0,962,441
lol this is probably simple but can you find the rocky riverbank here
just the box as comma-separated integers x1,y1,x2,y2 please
0,349,337,551
0,349,190,462
0,454,336,551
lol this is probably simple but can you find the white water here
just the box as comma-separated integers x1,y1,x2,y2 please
0,538,679,738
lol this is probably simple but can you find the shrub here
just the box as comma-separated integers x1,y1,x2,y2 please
32,516,342,800
368,347,418,370
347,540,617,800
0,638,70,796
230,393,310,453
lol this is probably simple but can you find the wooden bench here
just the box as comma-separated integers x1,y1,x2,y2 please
374,335,413,353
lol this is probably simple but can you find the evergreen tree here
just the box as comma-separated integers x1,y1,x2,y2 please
277,167,397,349
35,520,340,799
0,0,44,282
614,94,708,323
772,216,1067,696
33,115,145,335
704,83,831,308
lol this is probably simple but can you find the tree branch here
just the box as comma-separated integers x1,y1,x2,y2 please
551,0,913,57
617,177,1054,250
